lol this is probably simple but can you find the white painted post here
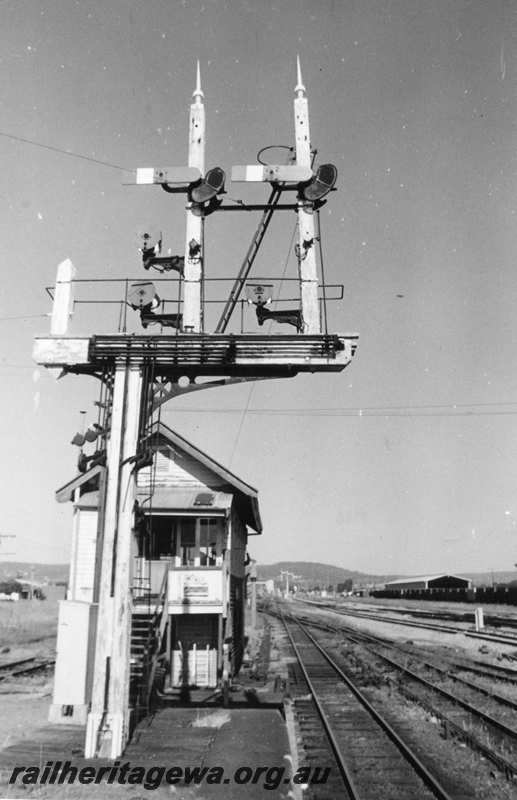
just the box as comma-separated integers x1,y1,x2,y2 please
475,607,484,631
51,259,76,335
250,560,257,630
183,62,205,333
294,57,320,334
84,364,143,759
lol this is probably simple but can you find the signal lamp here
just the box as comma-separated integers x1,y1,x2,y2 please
136,227,163,270
255,304,303,332
135,227,162,256
245,282,303,332
127,281,161,313
245,283,274,307
190,166,226,204
300,163,337,202
84,423,105,443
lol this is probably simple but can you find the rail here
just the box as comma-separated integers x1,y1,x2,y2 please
286,604,517,783
281,611,454,800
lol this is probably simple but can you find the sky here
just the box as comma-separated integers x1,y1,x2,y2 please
2,0,517,575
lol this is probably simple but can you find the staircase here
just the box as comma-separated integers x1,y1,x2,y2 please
130,569,169,717
130,613,153,700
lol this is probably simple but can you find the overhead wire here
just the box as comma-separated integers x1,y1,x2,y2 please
166,402,517,419
0,130,130,171
0,313,48,321
227,219,299,466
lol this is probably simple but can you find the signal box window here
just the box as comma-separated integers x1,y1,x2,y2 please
200,518,220,566
180,520,196,566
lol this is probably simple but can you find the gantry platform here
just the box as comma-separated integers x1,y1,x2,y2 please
33,332,359,377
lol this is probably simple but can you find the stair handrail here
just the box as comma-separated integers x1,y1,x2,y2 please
141,565,169,711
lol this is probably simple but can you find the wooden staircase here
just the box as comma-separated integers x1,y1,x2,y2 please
130,613,153,696
130,570,169,717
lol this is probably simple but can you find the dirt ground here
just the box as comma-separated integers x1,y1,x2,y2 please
0,590,60,752
0,610,296,800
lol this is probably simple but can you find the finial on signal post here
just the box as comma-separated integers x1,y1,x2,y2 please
293,56,319,333
183,60,206,332
295,54,306,97
193,60,204,104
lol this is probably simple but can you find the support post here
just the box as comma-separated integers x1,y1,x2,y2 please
85,363,143,759
294,57,320,334
183,61,205,333
51,258,76,335
250,560,257,630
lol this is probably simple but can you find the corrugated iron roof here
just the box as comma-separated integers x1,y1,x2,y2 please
385,573,470,587
140,489,233,512
55,423,262,533
141,422,262,532
55,465,104,504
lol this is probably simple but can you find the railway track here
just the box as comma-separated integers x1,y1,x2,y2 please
368,603,517,632
284,606,517,783
0,656,54,681
300,601,461,633
282,614,457,800
294,611,517,686
300,598,517,647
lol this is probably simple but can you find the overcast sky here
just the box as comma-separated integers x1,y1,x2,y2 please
2,0,517,576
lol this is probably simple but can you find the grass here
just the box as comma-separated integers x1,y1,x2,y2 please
0,586,62,648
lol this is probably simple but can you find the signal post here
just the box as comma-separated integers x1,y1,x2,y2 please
294,56,320,334
183,61,205,333
84,364,142,758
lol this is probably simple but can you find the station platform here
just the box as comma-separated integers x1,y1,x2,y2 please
0,706,291,799
0,619,295,799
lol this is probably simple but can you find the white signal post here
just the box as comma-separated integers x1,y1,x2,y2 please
294,57,320,334
84,364,143,758
183,61,206,333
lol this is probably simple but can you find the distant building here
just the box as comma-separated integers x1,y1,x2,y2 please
0,579,45,600
384,574,471,592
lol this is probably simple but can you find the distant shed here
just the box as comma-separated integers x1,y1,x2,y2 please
384,574,471,592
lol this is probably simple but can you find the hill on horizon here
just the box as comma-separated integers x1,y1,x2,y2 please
256,562,517,588
3,561,516,589
0,562,69,584
255,561,397,587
